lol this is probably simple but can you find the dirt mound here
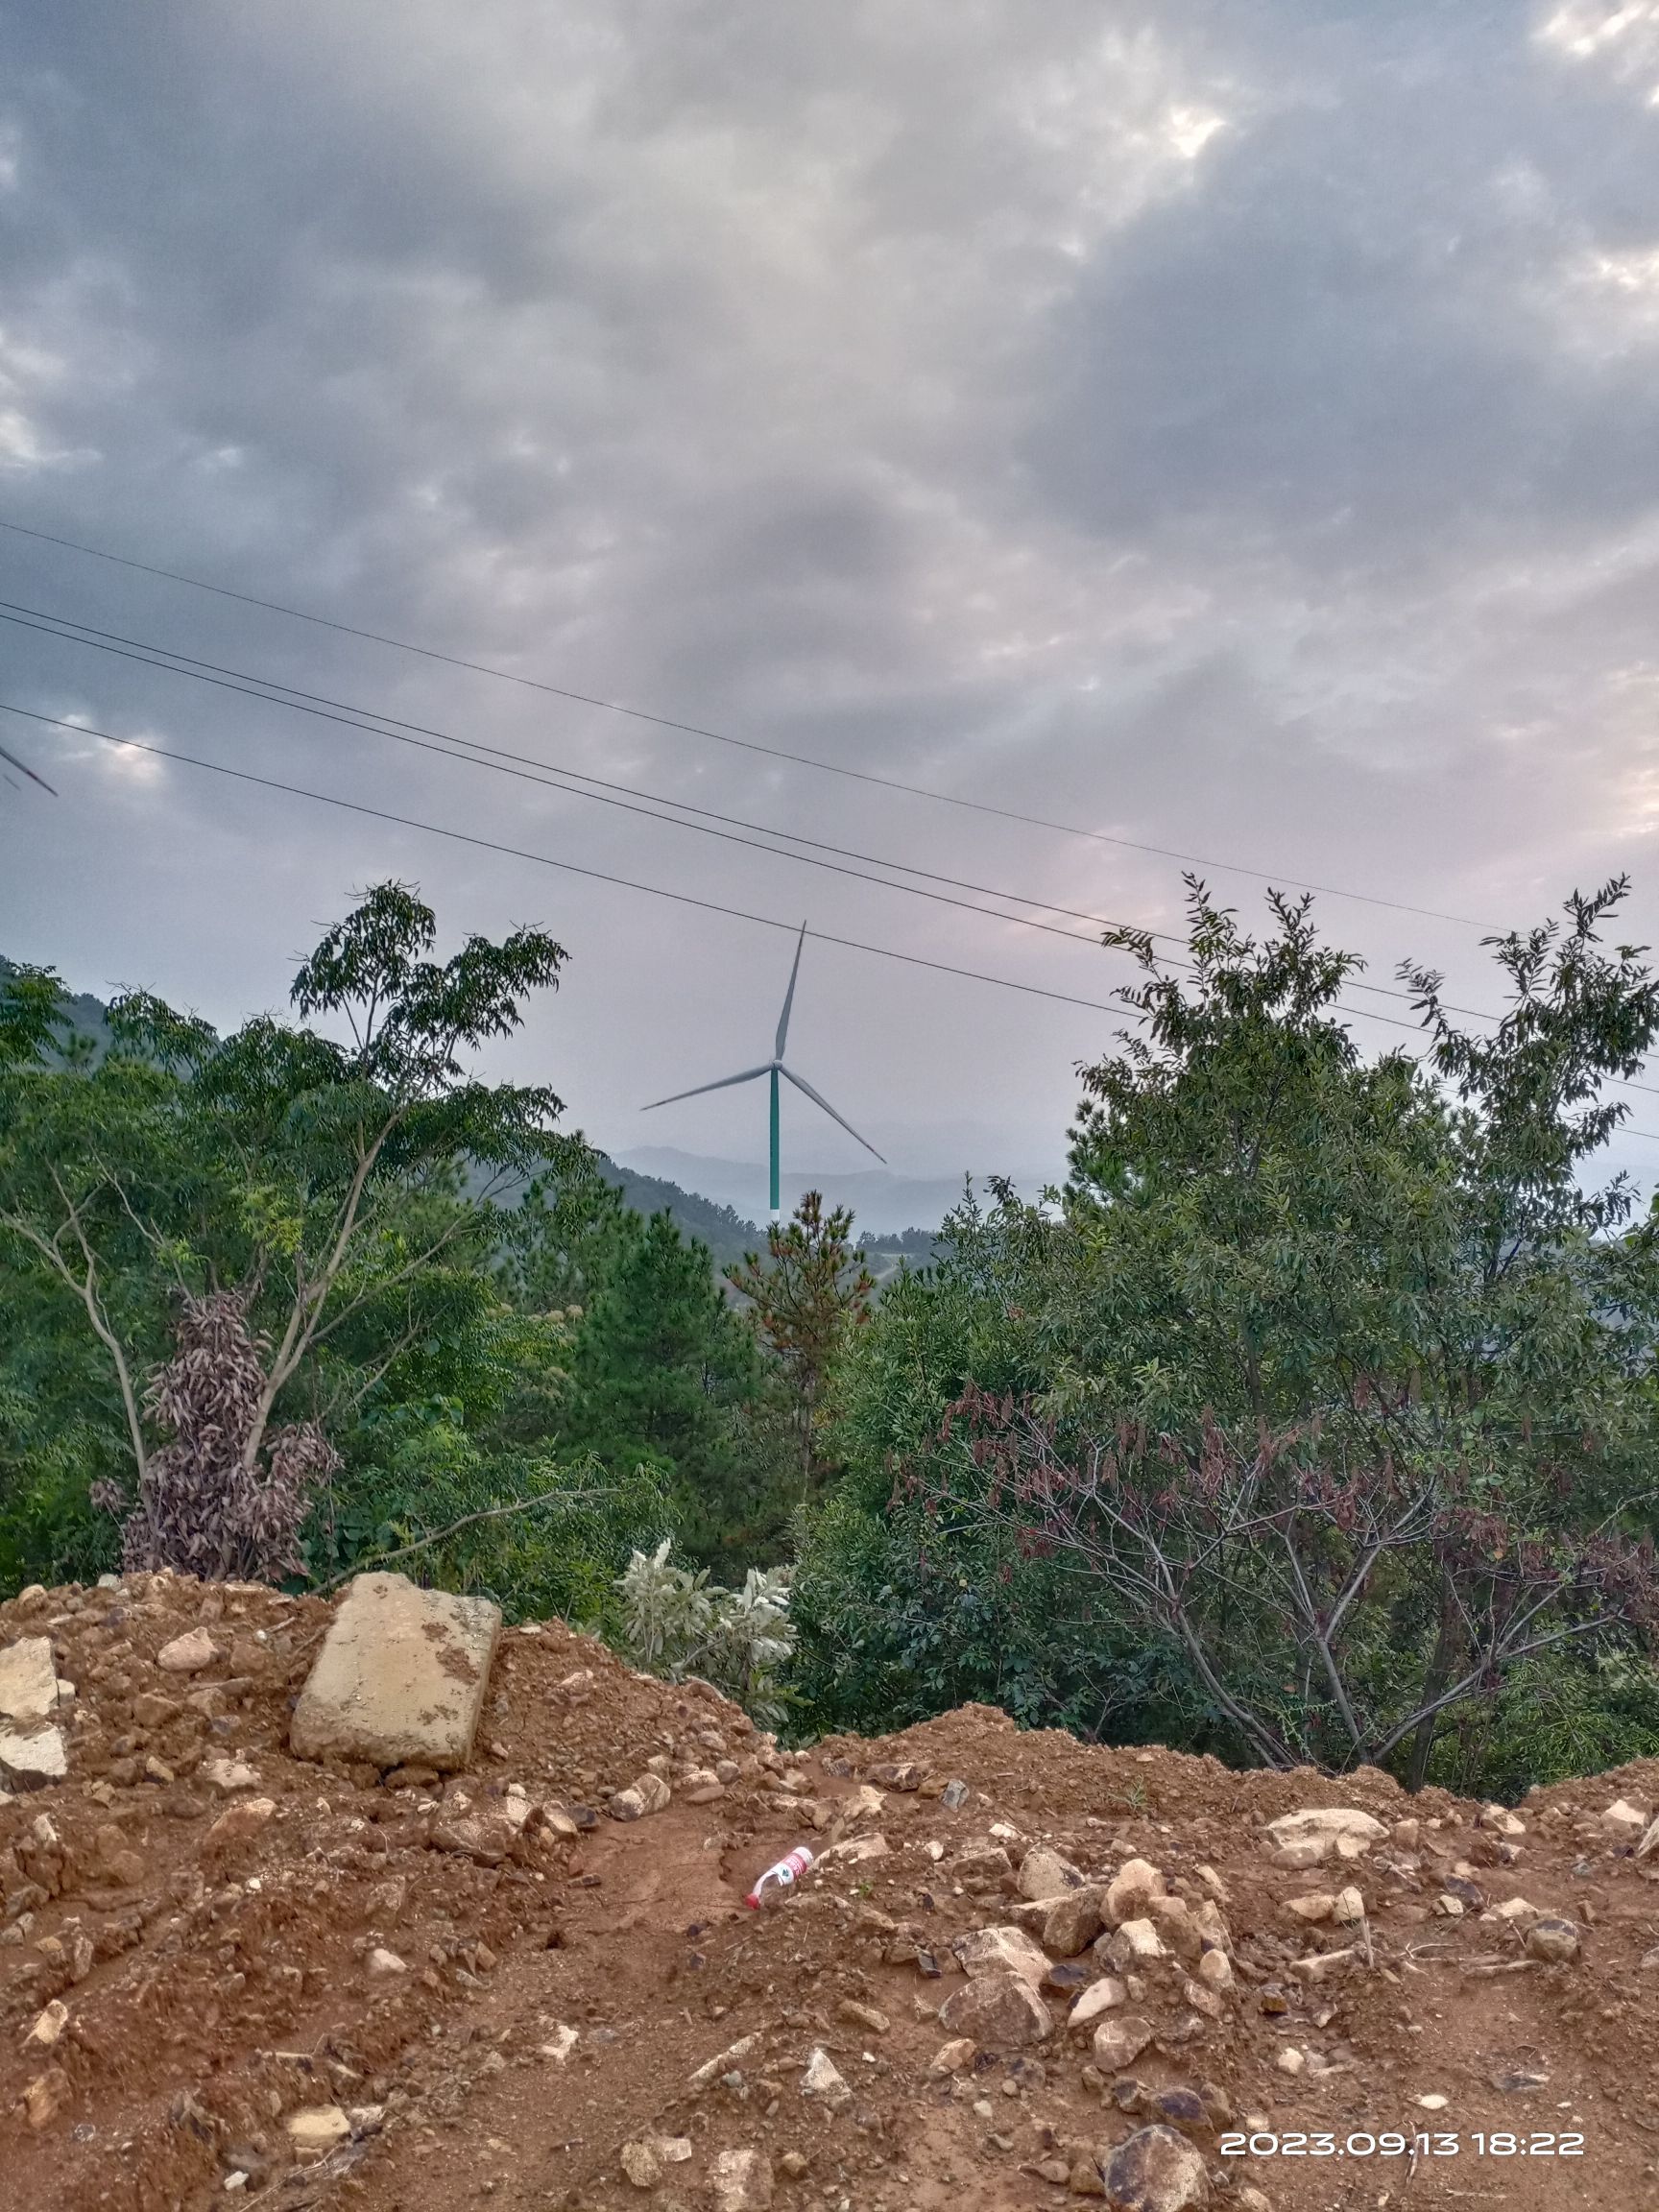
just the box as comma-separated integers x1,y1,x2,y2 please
3,1572,1659,2212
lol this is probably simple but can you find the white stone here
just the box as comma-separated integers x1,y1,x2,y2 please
821,1833,888,1865
285,2106,351,2158
1494,1896,1541,1926
156,1627,220,1673
1264,1807,1386,1849
0,1639,59,1723
687,2033,760,2090
802,2046,852,2107
955,1922,1052,1993
1601,1798,1647,1840
23,1999,67,2049
0,1725,66,1790
1107,1916,1167,1965
289,1573,500,1770
610,1771,671,1821
202,1757,260,1792
1018,1845,1085,1901
1069,1976,1128,2031
366,1947,407,1976
1092,2012,1154,2074
710,2147,774,2212
1105,1856,1166,1924
620,2140,661,2189
936,1972,1053,2047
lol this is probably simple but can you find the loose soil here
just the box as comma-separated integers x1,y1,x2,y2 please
4,1571,1659,2211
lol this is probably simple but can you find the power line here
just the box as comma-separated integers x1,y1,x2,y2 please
0,595,1505,1025
0,701,1152,1019
0,512,1489,929
12,694,1659,1142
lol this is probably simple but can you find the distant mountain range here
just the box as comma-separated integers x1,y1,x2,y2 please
614,1144,980,1238
0,959,939,1278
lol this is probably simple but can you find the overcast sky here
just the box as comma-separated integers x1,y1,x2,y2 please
6,2,1659,1206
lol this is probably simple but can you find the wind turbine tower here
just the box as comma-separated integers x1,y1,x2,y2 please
642,924,884,1220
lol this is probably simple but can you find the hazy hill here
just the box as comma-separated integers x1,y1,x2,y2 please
0,960,936,1279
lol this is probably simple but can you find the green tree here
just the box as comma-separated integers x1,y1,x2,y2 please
563,1207,780,1573
727,1191,876,1496
795,880,1659,1788
0,883,569,1578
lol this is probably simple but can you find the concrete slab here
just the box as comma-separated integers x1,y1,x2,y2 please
289,1573,500,1771
0,1637,59,1723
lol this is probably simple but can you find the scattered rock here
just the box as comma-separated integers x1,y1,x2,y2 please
1099,2123,1210,2211
286,2106,352,2159
957,1922,1053,1991
801,2047,852,2108
156,1626,219,1673
1525,1915,1579,1963
938,1971,1054,2046
1070,1977,1129,2031
204,1796,276,1849
620,2139,661,2188
1264,1807,1385,1849
836,1997,889,2033
689,2034,760,2090
0,1637,59,1722
1105,1858,1165,1924
201,1756,260,1792
1020,1845,1086,1900
22,2065,71,2129
367,1947,407,1976
928,2037,976,2077
1601,1798,1647,1841
1284,1891,1336,1923
289,1572,501,1770
941,1778,970,1808
1093,2014,1155,2074
1045,1887,1106,1956
710,2146,774,2211
23,1998,68,2049
1478,1803,1526,1838
820,1833,888,1865
1105,1918,1167,1968
0,1723,66,1790
1287,1947,1356,1983
610,1771,672,1820
680,1767,725,1803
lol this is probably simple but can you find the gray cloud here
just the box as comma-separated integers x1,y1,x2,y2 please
5,1,1659,1205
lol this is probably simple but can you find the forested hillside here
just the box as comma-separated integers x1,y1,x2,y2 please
8,875,1659,1803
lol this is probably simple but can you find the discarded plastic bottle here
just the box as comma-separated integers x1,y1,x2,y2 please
744,1845,813,1911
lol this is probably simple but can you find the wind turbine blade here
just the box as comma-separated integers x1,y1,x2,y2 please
778,1063,887,1163
641,1063,773,1111
774,922,807,1061
0,740,56,796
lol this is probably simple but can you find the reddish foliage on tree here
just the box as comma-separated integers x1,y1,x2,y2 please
903,1382,1659,1780
92,1290,338,1582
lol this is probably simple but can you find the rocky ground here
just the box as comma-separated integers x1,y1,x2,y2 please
4,1571,1659,2212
